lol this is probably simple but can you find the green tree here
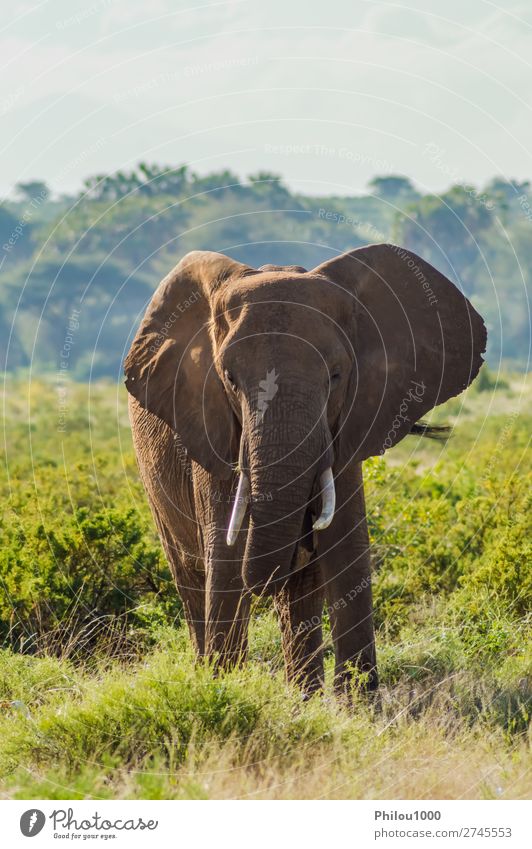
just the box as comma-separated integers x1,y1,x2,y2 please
397,185,493,293
14,181,49,202
368,175,419,205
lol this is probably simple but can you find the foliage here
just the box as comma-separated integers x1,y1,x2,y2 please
471,364,509,393
367,174,420,204
0,626,528,800
0,379,180,658
397,182,531,367
1,167,530,377
0,374,530,798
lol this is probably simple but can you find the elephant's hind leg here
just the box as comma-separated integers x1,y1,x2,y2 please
274,559,325,696
176,559,207,658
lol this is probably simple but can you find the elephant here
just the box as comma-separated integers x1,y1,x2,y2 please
124,244,486,695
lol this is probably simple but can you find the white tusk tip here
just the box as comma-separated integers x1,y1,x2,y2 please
312,516,333,532
313,467,336,532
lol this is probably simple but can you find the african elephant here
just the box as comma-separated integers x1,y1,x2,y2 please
124,245,486,695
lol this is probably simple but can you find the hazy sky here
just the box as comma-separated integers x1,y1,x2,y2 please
2,0,532,197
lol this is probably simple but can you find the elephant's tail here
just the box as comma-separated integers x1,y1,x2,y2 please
410,421,452,441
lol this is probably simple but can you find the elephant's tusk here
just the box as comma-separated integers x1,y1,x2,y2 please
226,472,250,546
313,467,336,531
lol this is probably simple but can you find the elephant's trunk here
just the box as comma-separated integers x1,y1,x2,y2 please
227,465,335,549
240,394,329,596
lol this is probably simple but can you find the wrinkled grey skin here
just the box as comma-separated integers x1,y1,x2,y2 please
125,245,486,695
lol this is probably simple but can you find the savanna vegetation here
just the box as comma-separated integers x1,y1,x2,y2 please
0,370,530,799
1,168,531,378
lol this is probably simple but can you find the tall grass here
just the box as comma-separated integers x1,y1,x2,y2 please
0,622,529,799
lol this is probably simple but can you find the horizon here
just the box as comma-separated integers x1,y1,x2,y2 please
4,161,529,203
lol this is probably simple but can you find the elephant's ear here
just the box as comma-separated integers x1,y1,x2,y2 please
313,244,487,461
124,250,253,478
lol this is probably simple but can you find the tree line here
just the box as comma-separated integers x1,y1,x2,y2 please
1,167,530,377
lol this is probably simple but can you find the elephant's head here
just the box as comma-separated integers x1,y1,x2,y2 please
124,246,486,595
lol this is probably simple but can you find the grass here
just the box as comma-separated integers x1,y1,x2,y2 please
0,623,529,799
0,366,530,799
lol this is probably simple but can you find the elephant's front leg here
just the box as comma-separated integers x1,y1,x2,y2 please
199,475,250,669
205,552,250,668
318,462,378,695
274,559,325,696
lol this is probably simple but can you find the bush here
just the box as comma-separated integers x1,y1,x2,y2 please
0,504,180,656
471,364,509,393
0,379,181,656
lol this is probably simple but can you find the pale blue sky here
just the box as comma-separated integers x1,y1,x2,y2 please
2,0,532,196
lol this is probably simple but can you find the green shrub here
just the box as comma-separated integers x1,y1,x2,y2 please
0,504,181,655
471,364,509,393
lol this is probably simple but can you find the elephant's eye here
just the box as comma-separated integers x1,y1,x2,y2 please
330,368,341,386
224,369,237,390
